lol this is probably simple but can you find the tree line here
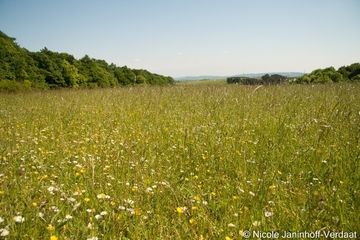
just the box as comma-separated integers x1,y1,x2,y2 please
227,64,360,85
227,74,288,85
294,64,360,84
228,64,360,85
0,31,174,91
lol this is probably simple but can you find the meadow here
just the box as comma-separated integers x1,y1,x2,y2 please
0,83,359,239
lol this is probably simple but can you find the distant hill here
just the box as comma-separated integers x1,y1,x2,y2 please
175,72,305,81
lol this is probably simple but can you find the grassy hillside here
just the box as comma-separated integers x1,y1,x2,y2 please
0,83,359,239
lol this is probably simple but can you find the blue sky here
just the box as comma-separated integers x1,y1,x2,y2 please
1,0,359,78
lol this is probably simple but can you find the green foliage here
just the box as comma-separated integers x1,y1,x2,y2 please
227,74,288,85
295,64,360,84
0,79,31,92
0,30,174,91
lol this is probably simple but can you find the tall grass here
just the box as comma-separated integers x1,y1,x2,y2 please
0,83,359,239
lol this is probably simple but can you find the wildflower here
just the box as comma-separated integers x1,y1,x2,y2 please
277,170,282,175
84,198,90,203
228,223,236,227
127,208,135,215
124,199,134,205
265,211,273,217
176,207,184,213
211,191,216,196
32,202,37,207
176,207,187,213
47,186,55,194
65,214,73,220
249,191,255,196
95,214,102,220
97,193,106,199
87,222,93,229
194,196,200,201
252,220,261,226
86,237,98,240
13,216,25,223
134,209,141,216
100,211,108,216
50,236,58,240
0,191,4,195
51,206,60,212
269,185,276,190
46,224,54,231
225,237,233,240
0,228,9,237
189,218,195,224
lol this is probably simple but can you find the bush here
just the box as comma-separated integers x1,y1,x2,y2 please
0,80,31,92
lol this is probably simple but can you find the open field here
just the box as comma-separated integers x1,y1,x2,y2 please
0,83,359,239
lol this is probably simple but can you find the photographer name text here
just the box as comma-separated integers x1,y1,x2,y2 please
242,230,357,239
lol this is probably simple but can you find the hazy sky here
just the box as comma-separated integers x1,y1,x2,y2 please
1,0,359,78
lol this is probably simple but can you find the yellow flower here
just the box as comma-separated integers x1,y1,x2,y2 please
277,170,282,175
32,202,37,207
194,196,200,201
176,207,185,213
269,185,276,190
50,236,58,240
189,218,195,224
0,191,4,195
134,209,141,216
84,198,90,203
225,237,233,240
211,191,216,196
46,224,54,231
